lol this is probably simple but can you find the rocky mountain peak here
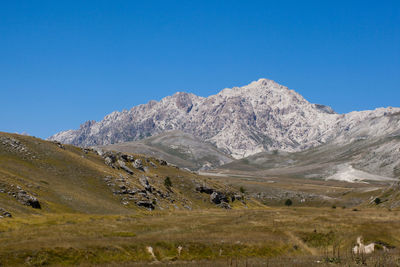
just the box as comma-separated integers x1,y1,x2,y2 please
49,79,400,159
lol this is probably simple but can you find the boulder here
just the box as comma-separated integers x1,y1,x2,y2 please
210,191,228,205
16,191,41,209
149,161,157,168
121,154,135,162
136,201,155,210
52,141,65,149
133,159,144,171
218,201,231,209
104,157,113,166
158,159,168,166
196,186,215,194
0,208,12,218
117,160,134,175
139,176,151,191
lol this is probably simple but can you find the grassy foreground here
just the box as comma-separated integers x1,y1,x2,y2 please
1,207,399,266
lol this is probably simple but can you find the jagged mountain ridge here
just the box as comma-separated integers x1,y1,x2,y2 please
49,79,400,159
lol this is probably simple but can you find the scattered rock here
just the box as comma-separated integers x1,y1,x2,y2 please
82,148,91,154
158,159,168,166
0,136,34,159
121,154,135,162
16,191,41,209
139,176,151,191
103,152,117,168
196,185,215,194
218,201,231,209
149,161,157,168
133,159,144,171
0,208,12,218
52,141,65,149
136,201,154,210
210,191,229,205
118,160,134,174
232,194,242,201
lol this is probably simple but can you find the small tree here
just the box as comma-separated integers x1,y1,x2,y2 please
239,186,246,194
374,197,381,205
164,176,172,188
285,199,293,207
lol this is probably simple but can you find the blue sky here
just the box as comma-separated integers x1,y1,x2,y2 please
1,0,399,139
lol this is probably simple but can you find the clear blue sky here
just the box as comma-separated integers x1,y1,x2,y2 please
1,0,399,139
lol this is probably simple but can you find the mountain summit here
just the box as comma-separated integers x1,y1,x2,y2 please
49,79,400,159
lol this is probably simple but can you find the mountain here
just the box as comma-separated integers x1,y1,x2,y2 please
95,130,233,171
49,78,400,159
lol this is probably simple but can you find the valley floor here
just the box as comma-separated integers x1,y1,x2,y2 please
0,207,399,266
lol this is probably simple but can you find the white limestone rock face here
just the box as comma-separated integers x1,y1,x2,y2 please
49,79,400,159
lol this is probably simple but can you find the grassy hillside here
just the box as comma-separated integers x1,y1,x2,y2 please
0,132,249,217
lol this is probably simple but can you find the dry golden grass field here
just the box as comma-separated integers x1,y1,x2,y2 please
1,207,400,266
1,132,400,266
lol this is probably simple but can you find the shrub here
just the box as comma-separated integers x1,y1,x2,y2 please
285,199,292,206
164,177,172,188
239,186,246,194
374,197,381,205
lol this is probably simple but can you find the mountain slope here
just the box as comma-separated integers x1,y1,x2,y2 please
217,133,400,182
0,132,248,217
49,79,400,159
95,130,233,171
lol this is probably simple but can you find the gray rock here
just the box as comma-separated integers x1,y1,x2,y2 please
16,191,41,209
136,201,154,210
52,141,65,149
0,208,12,218
196,185,215,194
118,160,134,174
104,157,113,166
149,161,157,168
218,201,231,209
139,176,151,191
133,159,144,171
210,191,228,205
